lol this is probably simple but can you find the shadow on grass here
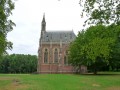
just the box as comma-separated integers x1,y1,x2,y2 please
80,72,120,76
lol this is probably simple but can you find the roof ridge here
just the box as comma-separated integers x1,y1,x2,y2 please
46,30,73,32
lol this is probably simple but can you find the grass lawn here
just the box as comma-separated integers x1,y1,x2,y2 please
0,72,120,90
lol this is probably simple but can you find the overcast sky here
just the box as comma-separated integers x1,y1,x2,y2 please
7,0,87,55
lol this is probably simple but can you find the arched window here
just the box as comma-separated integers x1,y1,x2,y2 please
64,51,68,65
54,48,58,63
44,49,48,63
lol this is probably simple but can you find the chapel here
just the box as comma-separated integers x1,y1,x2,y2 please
37,15,86,73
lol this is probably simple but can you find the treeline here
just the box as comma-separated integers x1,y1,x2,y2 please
0,54,37,73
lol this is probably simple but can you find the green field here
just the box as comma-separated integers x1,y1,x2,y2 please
0,72,120,90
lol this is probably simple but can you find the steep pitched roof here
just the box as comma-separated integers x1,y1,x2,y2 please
41,30,76,42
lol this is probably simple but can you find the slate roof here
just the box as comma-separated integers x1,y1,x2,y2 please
41,30,76,42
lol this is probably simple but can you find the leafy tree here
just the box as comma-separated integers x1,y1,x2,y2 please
79,0,120,25
0,54,37,73
69,25,120,74
70,0,120,74
0,0,15,56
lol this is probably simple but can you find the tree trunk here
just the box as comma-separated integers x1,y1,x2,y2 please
94,68,97,75
93,64,97,75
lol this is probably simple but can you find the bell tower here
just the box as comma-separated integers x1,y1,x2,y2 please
37,14,46,73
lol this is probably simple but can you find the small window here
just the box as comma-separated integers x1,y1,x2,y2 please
54,48,58,63
45,49,47,51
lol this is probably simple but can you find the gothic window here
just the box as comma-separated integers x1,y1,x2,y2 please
54,48,58,63
44,49,48,63
64,51,68,65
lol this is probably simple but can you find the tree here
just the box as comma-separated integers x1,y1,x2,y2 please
0,54,37,73
70,0,120,74
69,25,120,74
0,0,15,56
79,0,120,25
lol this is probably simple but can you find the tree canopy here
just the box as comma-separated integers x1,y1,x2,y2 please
0,0,15,56
68,0,120,74
79,0,120,25
69,24,120,74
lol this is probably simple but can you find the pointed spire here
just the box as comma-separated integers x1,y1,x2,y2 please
42,13,45,22
41,13,46,32
43,13,45,18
